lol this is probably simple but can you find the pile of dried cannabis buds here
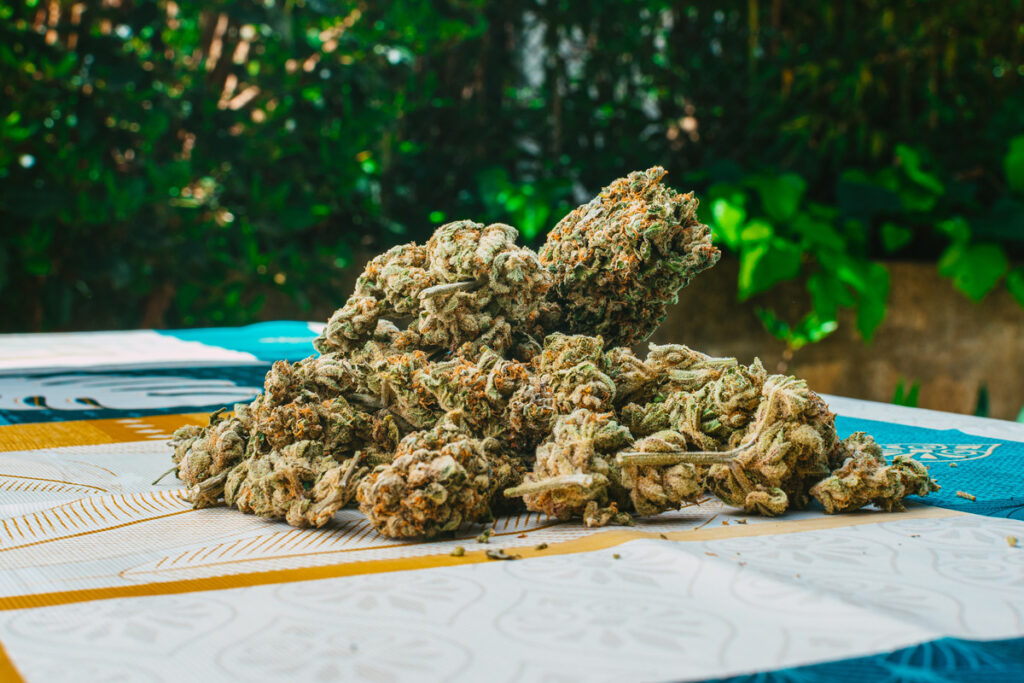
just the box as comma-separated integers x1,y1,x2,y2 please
170,168,939,539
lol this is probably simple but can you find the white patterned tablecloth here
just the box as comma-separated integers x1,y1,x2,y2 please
1,325,1022,682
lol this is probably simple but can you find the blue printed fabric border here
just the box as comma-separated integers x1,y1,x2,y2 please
0,365,268,425
708,634,1024,683
0,322,321,425
156,320,321,362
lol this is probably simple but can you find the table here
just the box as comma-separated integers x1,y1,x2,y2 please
2,323,1023,682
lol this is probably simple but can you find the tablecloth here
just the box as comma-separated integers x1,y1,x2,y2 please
2,323,1023,682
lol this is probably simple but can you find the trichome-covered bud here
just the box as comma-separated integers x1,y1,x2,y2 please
356,418,494,538
810,433,939,513
534,334,617,413
417,221,557,352
223,440,363,527
645,344,738,396
617,430,702,516
539,167,720,346
506,409,633,526
619,372,839,517
292,353,366,398
171,405,251,493
316,222,555,357
601,346,655,407
415,349,530,438
507,375,557,452
826,429,882,470
251,395,374,457
315,243,430,354
366,350,441,430
703,375,836,515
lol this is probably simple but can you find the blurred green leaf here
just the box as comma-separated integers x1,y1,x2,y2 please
895,145,944,195
754,307,791,341
807,272,855,320
791,213,845,251
880,223,913,252
974,384,989,418
737,238,802,300
711,197,746,248
755,308,837,350
892,378,920,407
739,219,772,242
939,242,1008,301
747,173,806,222
937,216,971,243
836,170,902,220
1005,135,1024,195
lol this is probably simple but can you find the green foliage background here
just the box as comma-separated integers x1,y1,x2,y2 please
2,0,1023,341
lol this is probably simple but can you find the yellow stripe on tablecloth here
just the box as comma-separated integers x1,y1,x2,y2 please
0,505,959,612
0,413,210,452
0,637,25,683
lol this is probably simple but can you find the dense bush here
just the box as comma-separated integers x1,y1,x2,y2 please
1,0,1022,339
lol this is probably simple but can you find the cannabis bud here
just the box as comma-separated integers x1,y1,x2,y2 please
810,433,940,513
505,409,634,527
315,221,556,357
168,167,938,540
539,167,720,347
356,419,495,538
170,405,251,506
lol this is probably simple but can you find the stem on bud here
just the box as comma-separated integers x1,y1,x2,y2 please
616,383,785,468
418,279,482,299
187,469,230,508
348,392,384,410
616,450,739,467
504,473,594,498
338,451,367,491
197,469,229,490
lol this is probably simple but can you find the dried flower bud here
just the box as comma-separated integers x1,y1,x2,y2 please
601,346,655,406
507,409,633,526
250,395,375,458
618,430,702,516
702,377,836,515
368,350,441,430
425,221,556,341
415,350,530,438
356,419,494,538
171,405,251,489
507,376,557,452
540,167,720,346
293,353,365,397
810,433,939,513
223,440,360,526
827,430,883,470
534,333,605,373
316,222,554,357
315,244,429,354
535,334,617,414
